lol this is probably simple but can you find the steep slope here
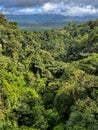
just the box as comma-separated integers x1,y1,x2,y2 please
0,14,98,130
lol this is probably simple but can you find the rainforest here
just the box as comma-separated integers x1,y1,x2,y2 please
0,14,98,130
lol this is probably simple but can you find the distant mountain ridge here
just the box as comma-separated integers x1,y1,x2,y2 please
5,14,98,31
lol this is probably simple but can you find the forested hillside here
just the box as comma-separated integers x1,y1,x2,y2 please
0,14,98,130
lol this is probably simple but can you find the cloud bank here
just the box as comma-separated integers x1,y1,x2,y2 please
0,0,98,17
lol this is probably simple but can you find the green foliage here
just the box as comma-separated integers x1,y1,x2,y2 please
66,98,98,130
0,14,7,24
0,15,98,129
53,123,65,130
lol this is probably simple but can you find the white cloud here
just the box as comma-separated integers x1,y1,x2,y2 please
0,2,98,17
42,2,58,12
15,8,36,14
0,11,10,14
62,5,98,16
42,3,98,16
0,6,10,14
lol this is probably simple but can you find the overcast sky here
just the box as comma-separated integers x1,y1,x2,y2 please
0,0,98,16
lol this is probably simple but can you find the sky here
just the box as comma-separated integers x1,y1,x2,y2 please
0,0,98,17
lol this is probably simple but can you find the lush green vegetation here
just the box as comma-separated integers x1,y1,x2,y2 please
0,14,98,130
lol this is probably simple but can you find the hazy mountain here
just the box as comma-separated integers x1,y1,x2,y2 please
5,14,98,31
